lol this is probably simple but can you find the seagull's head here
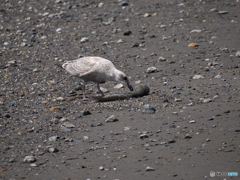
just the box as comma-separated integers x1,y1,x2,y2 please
116,72,134,91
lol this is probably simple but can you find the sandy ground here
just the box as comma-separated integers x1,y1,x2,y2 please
0,0,240,179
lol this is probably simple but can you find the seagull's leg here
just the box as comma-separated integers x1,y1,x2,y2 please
97,83,104,97
82,81,91,101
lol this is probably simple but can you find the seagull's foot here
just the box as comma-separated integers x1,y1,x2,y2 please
83,97,91,101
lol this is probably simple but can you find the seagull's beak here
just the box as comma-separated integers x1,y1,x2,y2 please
125,80,133,91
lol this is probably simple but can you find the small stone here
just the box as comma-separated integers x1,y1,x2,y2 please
48,136,58,142
168,139,176,143
56,97,65,101
68,90,76,94
158,56,167,61
50,107,61,111
219,11,228,14
119,1,128,6
33,68,39,72
80,37,88,43
21,42,27,47
123,30,132,36
82,111,91,116
190,29,202,33
55,0,62,3
139,134,148,139
146,67,158,73
144,13,151,17
114,83,124,89
202,98,212,103
100,87,108,93
185,134,192,139
143,104,156,114
23,156,36,163
17,92,24,97
193,75,205,79
146,166,154,171
174,98,182,102
48,147,58,153
235,51,240,57
117,39,123,43
62,122,75,128
206,139,211,142
98,2,104,7
99,166,104,170
135,80,141,84
235,129,240,132
42,12,49,16
188,43,199,47
105,115,118,122
189,120,196,124
60,126,72,133
3,42,9,46
130,42,139,48
210,8,218,12
56,28,62,33
30,163,38,167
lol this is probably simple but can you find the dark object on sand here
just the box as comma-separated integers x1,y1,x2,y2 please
94,85,150,102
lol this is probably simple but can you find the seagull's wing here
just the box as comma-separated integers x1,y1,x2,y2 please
63,57,97,76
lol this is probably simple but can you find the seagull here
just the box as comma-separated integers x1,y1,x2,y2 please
57,56,133,101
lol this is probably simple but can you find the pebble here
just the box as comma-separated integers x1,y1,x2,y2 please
193,75,205,79
80,37,89,43
235,51,240,57
214,74,221,79
23,156,36,163
62,122,75,128
68,90,76,94
158,56,167,61
119,1,128,6
82,111,91,116
201,98,212,103
143,13,151,17
145,166,155,171
188,43,199,47
98,2,104,7
206,139,211,142
30,163,38,167
48,147,58,153
56,97,65,101
189,120,196,124
100,87,109,93
99,166,105,170
50,107,61,111
143,104,156,114
146,67,158,73
210,8,218,12
139,134,148,139
105,115,118,122
114,83,124,89
48,136,58,142
190,29,202,33
60,126,72,133
185,134,192,139
56,28,62,33
123,30,132,36
219,11,228,14
135,80,141,84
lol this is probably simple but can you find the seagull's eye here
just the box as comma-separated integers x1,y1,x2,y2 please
123,76,127,80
